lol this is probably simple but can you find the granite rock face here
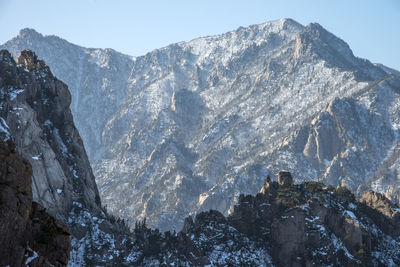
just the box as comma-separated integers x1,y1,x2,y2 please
2,30,133,161
0,49,112,266
0,49,100,217
2,19,400,233
277,170,293,186
0,138,71,267
359,190,400,236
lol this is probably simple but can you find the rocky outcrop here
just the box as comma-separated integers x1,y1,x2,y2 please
1,30,134,161
280,95,398,196
201,171,399,266
0,138,71,267
360,190,400,219
117,171,400,266
0,49,101,217
0,49,110,265
277,170,293,186
359,190,400,236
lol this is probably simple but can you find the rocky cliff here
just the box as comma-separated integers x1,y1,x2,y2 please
2,30,133,161
0,49,100,216
0,49,135,266
0,138,71,266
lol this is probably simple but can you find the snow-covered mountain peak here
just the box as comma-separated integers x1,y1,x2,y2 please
180,18,303,62
18,28,42,38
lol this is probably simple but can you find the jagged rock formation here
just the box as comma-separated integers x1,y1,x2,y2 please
2,29,133,161
226,174,400,266
277,170,293,186
84,171,400,266
0,49,100,216
0,137,71,267
2,19,400,233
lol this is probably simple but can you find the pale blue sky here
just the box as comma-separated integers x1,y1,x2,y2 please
1,0,399,70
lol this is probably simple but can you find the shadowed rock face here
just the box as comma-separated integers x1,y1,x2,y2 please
359,190,400,236
277,170,293,186
0,138,71,267
0,50,77,265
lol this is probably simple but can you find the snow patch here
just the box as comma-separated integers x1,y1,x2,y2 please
0,117,11,141
25,248,38,265
343,210,358,223
9,89,24,100
348,203,357,210
54,128,68,155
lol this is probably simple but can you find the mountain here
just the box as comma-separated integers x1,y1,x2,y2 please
2,18,400,232
1,49,400,266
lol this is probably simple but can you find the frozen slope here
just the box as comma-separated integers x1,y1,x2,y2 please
3,18,400,231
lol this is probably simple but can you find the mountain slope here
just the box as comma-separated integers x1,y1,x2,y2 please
3,19,400,231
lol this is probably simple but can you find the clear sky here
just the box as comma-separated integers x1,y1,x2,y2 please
1,0,399,70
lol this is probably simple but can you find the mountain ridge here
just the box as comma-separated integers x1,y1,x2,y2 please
2,18,400,232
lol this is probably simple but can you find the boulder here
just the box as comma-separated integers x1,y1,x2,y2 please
278,170,293,186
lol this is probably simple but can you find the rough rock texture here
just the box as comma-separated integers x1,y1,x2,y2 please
360,190,400,220
59,171,400,266
86,171,400,266
277,170,293,186
0,138,71,267
223,172,399,266
2,30,133,161
0,49,101,217
359,190,400,236
2,19,400,233
278,96,397,194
